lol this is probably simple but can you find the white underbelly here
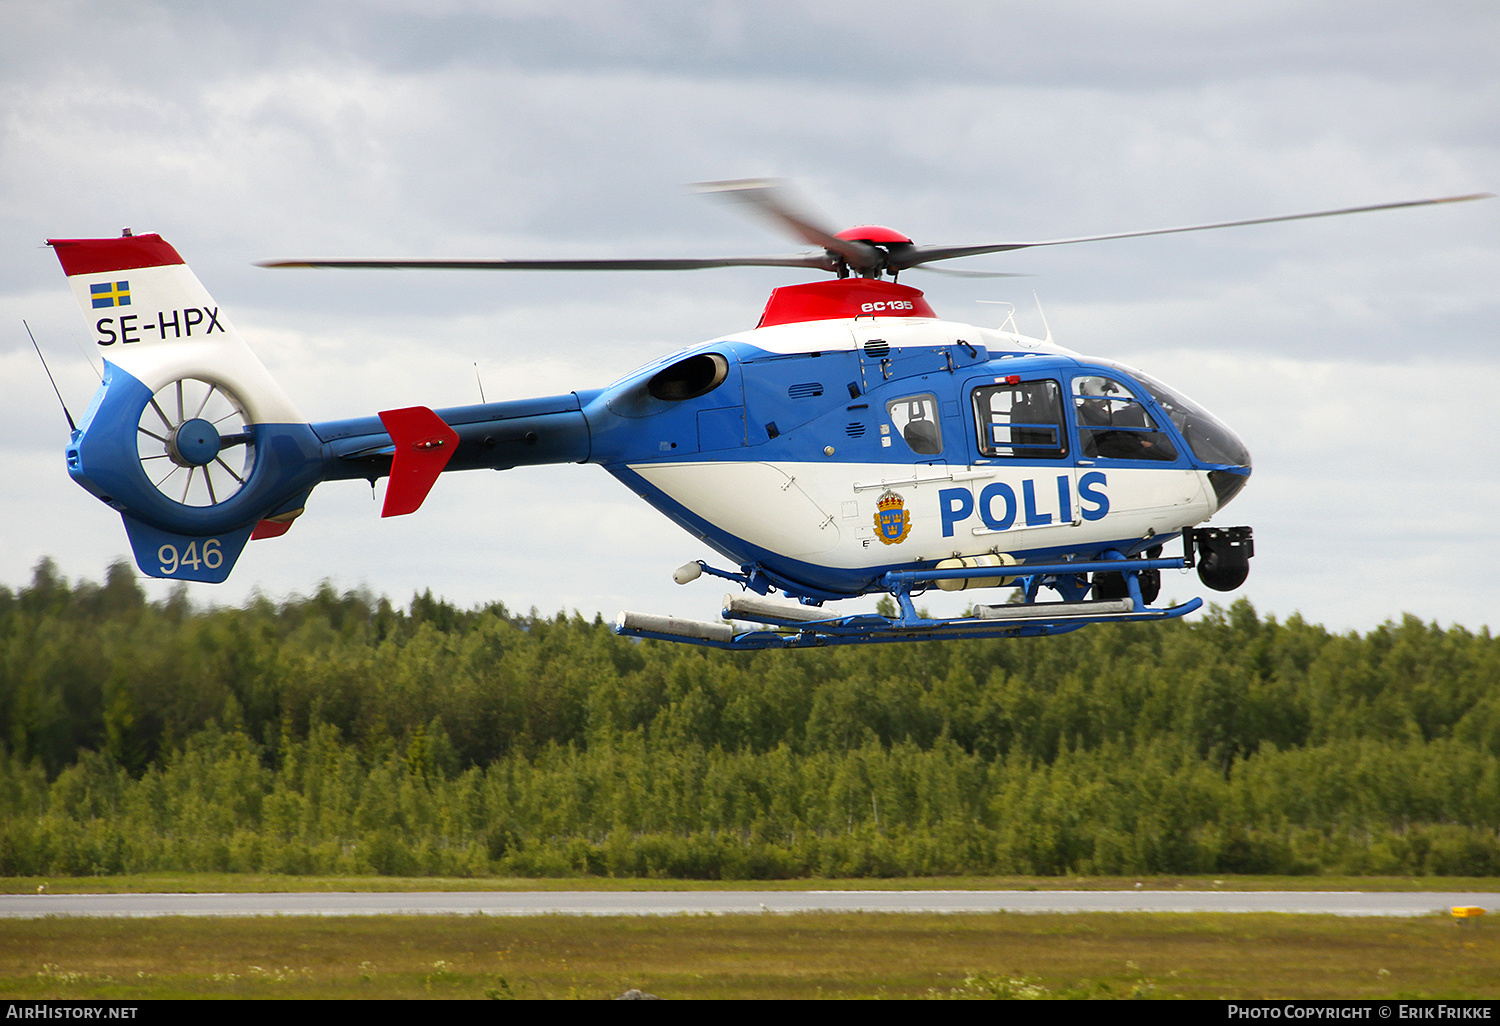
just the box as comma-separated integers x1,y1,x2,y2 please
630,461,1215,568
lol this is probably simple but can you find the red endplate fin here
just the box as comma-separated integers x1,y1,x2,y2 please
378,406,459,518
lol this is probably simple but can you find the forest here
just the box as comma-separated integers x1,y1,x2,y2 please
3,559,1500,879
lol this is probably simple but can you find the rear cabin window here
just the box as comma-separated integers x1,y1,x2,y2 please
972,380,1066,459
886,394,942,455
1072,375,1178,462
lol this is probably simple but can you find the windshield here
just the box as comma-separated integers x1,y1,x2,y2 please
1071,374,1178,462
1095,360,1251,469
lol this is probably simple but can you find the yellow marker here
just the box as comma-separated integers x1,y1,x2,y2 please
1451,906,1486,919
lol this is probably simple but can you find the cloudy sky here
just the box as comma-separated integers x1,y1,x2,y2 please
3,0,1496,633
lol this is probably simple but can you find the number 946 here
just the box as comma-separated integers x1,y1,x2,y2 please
157,539,223,575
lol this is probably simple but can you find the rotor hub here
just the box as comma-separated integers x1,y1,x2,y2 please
834,225,912,245
166,418,223,468
830,225,915,278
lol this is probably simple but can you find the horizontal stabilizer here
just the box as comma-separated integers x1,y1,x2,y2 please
121,515,255,583
379,406,459,517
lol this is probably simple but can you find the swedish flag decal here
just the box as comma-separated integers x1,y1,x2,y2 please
90,281,131,308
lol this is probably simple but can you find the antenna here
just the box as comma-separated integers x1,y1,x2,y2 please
1032,291,1054,345
976,300,1017,333
24,320,77,433
474,362,487,404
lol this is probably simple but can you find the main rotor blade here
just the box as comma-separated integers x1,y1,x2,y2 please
910,265,1031,279
258,254,838,272
694,178,883,272
891,193,1494,270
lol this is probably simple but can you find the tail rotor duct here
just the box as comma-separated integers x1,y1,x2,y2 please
136,377,256,507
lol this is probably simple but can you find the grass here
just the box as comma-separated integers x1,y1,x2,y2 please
2,911,1499,999
8,872,1500,894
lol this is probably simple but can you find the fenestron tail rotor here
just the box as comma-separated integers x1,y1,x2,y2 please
136,378,256,508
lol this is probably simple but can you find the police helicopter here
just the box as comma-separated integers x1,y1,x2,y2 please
47,181,1489,649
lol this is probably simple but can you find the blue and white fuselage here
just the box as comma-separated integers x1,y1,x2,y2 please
576,315,1248,601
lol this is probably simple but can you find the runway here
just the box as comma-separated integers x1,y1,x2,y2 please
2,889,1494,918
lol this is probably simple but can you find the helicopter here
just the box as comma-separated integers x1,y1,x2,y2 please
46,181,1490,649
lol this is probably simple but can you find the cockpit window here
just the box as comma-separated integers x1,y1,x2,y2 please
1072,375,1178,462
1118,365,1252,469
972,380,1066,459
886,394,942,454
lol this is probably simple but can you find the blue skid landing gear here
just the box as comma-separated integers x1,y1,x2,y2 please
615,553,1201,650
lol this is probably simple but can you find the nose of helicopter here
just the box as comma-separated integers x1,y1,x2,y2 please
1194,415,1251,511
1116,363,1251,511
1194,410,1252,511
1208,464,1251,510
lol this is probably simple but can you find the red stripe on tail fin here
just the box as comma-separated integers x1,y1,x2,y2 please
48,234,186,276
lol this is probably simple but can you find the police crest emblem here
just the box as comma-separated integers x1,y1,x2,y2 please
873,490,912,545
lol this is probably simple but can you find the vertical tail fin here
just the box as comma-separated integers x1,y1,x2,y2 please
50,232,324,582
49,232,303,424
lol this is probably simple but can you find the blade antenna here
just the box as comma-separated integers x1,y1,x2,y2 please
24,320,77,433
1033,292,1054,345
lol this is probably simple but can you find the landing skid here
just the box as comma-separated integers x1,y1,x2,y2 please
615,553,1202,650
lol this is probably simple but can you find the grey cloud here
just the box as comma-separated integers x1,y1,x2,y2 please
2,0,1496,630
